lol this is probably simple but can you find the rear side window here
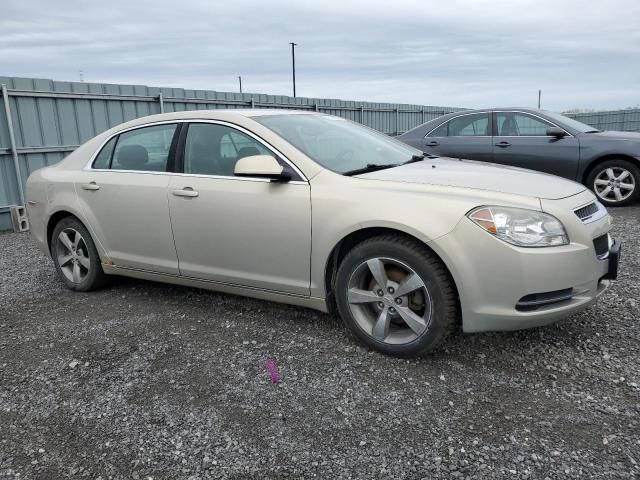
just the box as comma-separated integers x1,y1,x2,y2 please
108,124,178,172
92,136,117,169
447,113,490,136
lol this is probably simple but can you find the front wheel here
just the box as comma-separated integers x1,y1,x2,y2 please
335,235,459,357
587,159,640,207
51,217,108,291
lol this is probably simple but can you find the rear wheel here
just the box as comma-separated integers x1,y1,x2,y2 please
335,235,458,357
51,217,108,291
587,159,640,207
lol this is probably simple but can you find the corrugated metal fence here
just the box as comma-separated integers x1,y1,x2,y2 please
564,109,640,133
0,76,462,229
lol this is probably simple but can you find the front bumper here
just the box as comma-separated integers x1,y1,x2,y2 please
429,194,617,333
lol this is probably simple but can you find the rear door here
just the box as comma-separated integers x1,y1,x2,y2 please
492,111,579,179
76,122,180,274
422,112,494,162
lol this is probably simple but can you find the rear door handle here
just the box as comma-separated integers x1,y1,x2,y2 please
81,182,100,191
172,188,199,198
426,140,439,146
495,141,512,148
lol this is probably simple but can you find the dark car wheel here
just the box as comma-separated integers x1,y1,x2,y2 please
587,159,640,207
51,217,108,291
335,235,458,357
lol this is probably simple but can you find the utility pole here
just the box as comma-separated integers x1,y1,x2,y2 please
289,42,297,97
538,89,542,109
238,76,242,94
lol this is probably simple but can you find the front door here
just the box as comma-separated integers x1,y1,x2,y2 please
168,122,311,295
76,122,180,274
492,111,580,179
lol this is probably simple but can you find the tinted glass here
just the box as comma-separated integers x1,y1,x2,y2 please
111,124,177,171
447,113,490,136
184,123,275,176
542,111,599,133
497,112,551,136
253,114,420,174
92,136,117,169
427,121,448,137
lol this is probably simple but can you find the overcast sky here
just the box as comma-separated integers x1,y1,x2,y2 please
1,0,639,111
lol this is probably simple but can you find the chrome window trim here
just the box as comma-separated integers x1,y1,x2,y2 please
83,119,309,183
424,111,491,138
425,110,574,138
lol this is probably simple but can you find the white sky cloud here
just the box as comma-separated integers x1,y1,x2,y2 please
1,0,639,111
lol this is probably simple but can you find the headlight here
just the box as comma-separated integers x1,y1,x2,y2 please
467,206,569,247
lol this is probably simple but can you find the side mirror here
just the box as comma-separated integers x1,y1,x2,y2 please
234,155,291,182
546,127,568,138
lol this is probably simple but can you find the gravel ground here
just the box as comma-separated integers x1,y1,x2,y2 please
1,206,639,479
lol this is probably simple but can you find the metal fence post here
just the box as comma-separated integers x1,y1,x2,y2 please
158,92,164,113
251,98,255,108
395,107,399,136
360,105,365,125
315,103,319,112
421,107,425,124
1,84,25,206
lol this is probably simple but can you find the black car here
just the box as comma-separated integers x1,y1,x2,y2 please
398,108,640,206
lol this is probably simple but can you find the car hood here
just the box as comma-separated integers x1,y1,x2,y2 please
587,130,640,141
358,157,586,200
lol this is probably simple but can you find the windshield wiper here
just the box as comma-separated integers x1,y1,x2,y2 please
402,152,439,165
343,163,399,176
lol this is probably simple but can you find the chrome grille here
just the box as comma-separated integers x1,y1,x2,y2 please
575,202,599,221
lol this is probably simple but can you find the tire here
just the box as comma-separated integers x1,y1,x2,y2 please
51,216,108,292
335,235,458,357
586,159,640,207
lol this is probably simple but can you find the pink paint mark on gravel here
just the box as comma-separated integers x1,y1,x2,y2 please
264,358,280,384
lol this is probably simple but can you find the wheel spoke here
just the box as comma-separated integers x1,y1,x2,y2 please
394,273,425,298
606,168,615,180
366,258,388,289
616,170,630,181
395,306,427,336
348,288,380,304
58,254,73,267
594,179,609,186
58,231,74,251
619,183,635,191
613,188,623,201
73,233,81,249
72,262,81,283
78,254,90,270
600,186,612,197
372,307,390,340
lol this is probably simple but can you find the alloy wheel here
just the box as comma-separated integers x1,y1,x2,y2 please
594,167,636,203
56,228,91,284
346,257,433,345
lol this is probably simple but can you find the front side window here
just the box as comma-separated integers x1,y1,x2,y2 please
184,123,275,176
446,113,490,136
109,123,177,171
497,112,552,136
253,114,420,174
427,121,448,138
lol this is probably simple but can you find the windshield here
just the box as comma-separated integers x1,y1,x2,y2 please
542,111,601,133
253,114,422,174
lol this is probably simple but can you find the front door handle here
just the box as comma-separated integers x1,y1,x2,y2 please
495,141,512,148
426,140,440,147
172,188,199,198
81,182,100,191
